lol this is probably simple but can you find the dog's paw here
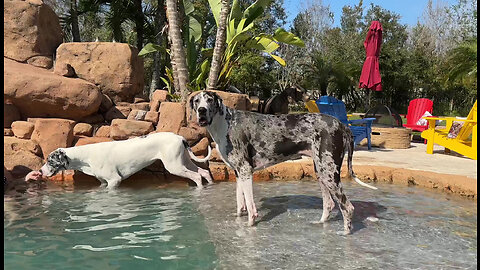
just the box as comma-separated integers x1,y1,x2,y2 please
336,230,352,236
247,218,256,226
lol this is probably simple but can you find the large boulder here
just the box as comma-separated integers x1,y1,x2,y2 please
191,137,209,156
144,111,159,125
127,109,147,121
4,150,44,178
178,127,203,145
4,58,102,120
156,102,186,133
4,136,42,156
73,123,93,136
4,137,43,177
4,0,63,68
150,90,169,111
94,125,110,137
31,118,76,158
54,42,144,102
11,121,35,139
110,119,154,140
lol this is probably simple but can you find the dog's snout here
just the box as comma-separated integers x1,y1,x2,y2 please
198,107,207,114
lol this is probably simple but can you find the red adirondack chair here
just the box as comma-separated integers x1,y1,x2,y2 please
403,98,434,143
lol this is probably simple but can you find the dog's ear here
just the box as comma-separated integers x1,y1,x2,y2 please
189,95,195,110
58,149,69,166
213,93,224,116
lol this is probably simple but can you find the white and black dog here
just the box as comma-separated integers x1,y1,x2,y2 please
190,91,376,235
39,132,213,188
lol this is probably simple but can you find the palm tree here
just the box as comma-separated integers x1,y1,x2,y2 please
166,0,189,102
445,38,477,87
70,0,81,41
148,0,167,98
133,0,145,50
207,0,230,90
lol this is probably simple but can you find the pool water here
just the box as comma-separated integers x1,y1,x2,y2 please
4,181,477,269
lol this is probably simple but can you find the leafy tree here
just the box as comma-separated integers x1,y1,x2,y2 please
444,38,477,88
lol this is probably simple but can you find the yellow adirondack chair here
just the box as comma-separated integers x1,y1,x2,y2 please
421,100,477,160
305,100,320,113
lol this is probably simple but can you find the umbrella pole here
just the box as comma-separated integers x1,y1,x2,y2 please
366,89,372,111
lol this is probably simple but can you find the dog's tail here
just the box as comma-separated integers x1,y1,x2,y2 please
184,140,212,163
346,132,378,190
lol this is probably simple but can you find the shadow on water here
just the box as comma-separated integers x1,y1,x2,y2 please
257,195,387,233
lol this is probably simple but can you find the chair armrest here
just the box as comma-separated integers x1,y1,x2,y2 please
423,117,476,123
349,118,375,124
349,118,375,126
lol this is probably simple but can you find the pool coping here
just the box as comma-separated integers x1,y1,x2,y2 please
208,161,477,200
43,161,476,200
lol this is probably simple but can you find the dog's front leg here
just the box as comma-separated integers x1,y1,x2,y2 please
236,181,246,216
236,166,258,226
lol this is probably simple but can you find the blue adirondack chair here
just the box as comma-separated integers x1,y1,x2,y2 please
316,96,375,150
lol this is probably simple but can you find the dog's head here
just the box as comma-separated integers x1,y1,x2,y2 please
189,91,224,127
40,149,69,177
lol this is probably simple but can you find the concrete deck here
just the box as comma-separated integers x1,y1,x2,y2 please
351,142,477,179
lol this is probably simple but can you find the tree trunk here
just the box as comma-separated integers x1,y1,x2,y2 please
149,0,167,98
70,0,81,42
134,0,144,51
207,0,230,90
167,25,180,94
166,0,189,102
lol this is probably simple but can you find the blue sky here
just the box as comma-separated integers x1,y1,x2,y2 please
283,0,457,28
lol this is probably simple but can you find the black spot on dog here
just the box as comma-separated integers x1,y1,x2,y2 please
225,110,232,121
247,143,256,158
259,141,266,148
340,194,347,204
285,114,298,129
225,134,234,155
273,137,310,156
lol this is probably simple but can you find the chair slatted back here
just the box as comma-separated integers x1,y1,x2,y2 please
457,100,477,142
316,96,349,124
305,100,320,113
406,98,433,126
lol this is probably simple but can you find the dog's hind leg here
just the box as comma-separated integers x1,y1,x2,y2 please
177,168,203,188
165,163,203,187
198,168,213,184
106,177,123,189
312,135,354,235
314,164,335,223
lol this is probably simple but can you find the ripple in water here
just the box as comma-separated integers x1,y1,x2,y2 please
4,188,218,270
4,181,477,270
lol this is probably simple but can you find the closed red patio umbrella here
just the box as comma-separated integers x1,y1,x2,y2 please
359,21,383,91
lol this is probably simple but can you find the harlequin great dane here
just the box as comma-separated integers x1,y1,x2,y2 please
190,91,377,235
37,132,213,189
